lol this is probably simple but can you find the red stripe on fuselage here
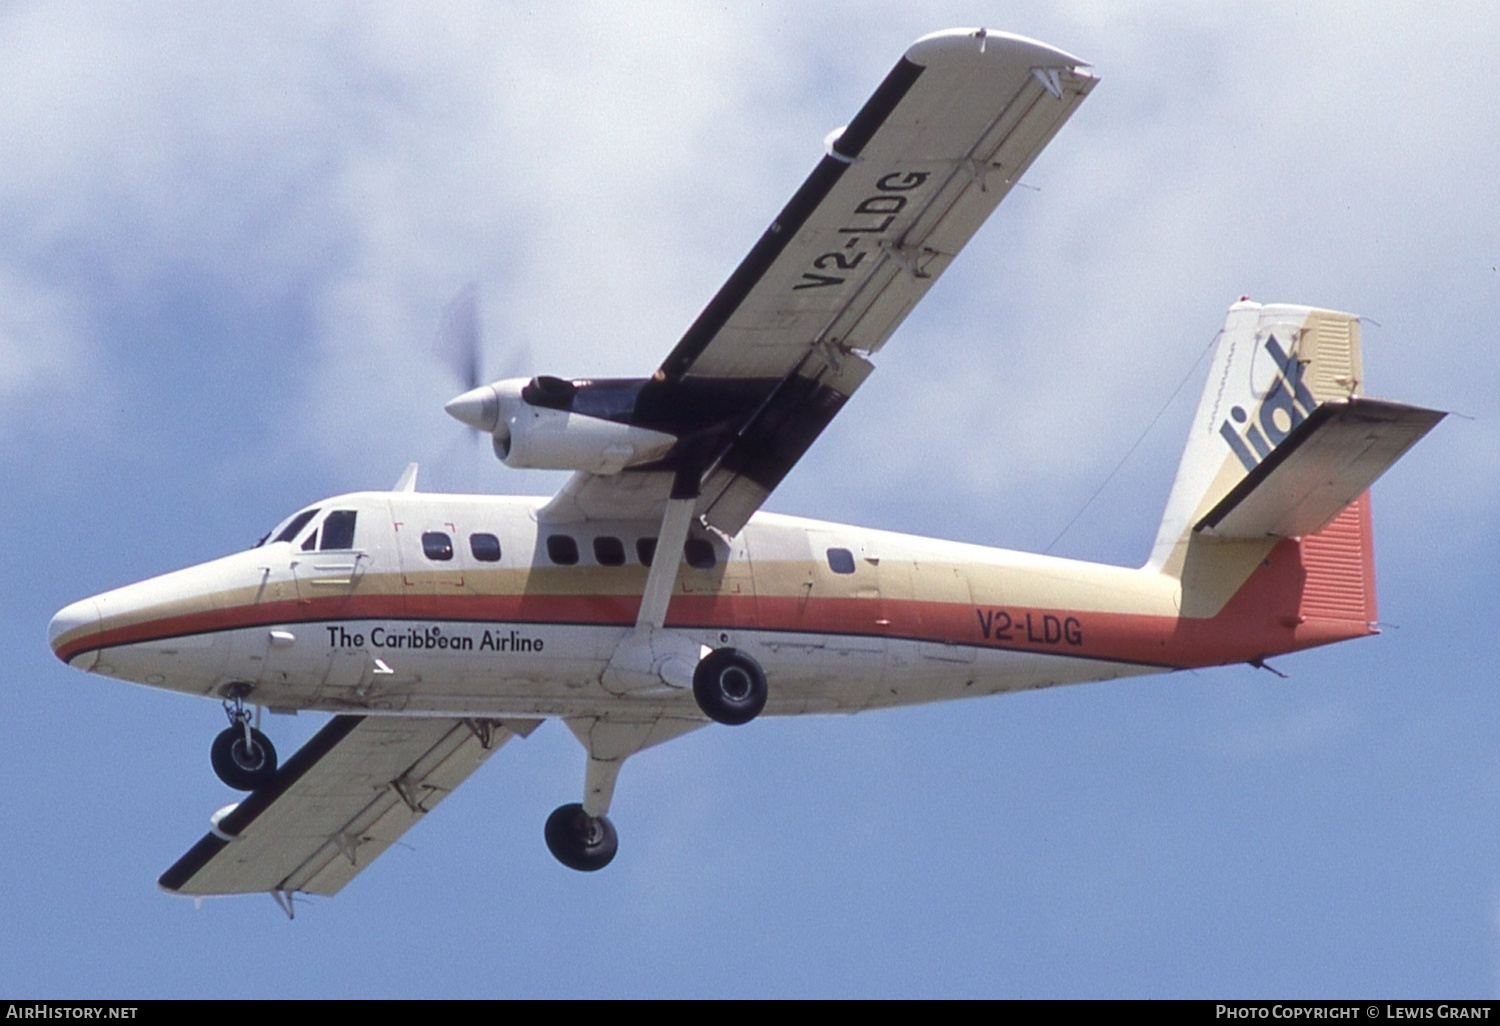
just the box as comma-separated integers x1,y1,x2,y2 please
55,534,1374,670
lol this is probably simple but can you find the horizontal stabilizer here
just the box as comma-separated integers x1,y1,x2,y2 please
159,715,540,898
1195,397,1444,540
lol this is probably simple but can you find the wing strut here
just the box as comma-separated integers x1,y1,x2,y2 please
599,473,707,694
634,495,696,632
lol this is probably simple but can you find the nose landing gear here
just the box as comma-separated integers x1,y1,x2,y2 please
542,715,704,871
211,686,278,791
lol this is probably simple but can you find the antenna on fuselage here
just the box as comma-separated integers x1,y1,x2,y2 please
393,463,419,493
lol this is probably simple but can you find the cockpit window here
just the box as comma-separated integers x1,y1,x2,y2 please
260,508,319,547
320,510,357,551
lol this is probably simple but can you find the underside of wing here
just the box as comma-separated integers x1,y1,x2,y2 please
159,715,540,899
541,28,1095,534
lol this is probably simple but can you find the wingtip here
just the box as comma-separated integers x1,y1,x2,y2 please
906,27,1090,71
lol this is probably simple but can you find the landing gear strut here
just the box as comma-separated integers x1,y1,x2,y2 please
211,687,278,791
544,802,618,872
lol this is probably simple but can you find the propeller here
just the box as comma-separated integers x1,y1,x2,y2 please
433,283,531,439
434,282,483,394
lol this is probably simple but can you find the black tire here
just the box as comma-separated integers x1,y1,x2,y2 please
210,725,278,791
692,647,767,726
544,802,618,872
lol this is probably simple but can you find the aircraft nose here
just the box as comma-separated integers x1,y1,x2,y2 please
48,597,101,670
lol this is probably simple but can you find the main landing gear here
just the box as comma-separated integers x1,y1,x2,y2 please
544,802,618,872
211,686,278,791
692,647,767,726
541,649,767,871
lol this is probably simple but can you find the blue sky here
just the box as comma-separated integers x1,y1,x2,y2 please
4,2,1497,998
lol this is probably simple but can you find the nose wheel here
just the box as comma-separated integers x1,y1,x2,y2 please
544,802,618,872
211,689,278,791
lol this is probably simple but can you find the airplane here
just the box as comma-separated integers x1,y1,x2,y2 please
47,28,1443,912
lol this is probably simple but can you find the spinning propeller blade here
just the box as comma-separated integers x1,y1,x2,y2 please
433,283,532,453
433,283,482,393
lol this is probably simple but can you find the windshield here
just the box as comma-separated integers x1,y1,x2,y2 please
254,507,320,548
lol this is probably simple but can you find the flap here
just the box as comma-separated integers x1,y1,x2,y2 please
159,715,540,898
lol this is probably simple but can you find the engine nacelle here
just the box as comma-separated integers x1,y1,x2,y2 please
446,377,677,475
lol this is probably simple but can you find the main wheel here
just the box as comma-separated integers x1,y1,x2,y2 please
692,647,767,725
210,725,278,791
544,802,618,872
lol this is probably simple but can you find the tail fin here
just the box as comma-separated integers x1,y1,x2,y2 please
1149,300,1442,577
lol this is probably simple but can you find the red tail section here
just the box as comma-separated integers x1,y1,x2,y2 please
1155,492,1379,669
1297,492,1377,629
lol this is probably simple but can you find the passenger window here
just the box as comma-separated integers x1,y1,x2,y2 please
422,531,454,561
547,534,579,566
301,530,318,551
636,538,657,567
273,508,319,545
684,538,716,569
827,547,856,575
320,510,357,550
593,536,625,566
470,533,501,562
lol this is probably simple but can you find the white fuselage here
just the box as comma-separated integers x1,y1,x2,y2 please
51,491,1205,722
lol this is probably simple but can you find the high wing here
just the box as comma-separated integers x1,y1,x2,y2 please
159,715,540,903
540,28,1095,535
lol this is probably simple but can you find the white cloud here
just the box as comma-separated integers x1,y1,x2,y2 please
279,7,895,481
3,3,1495,528
10,3,1500,996
0,269,89,432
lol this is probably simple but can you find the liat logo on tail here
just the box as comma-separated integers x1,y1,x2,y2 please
1218,335,1318,471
